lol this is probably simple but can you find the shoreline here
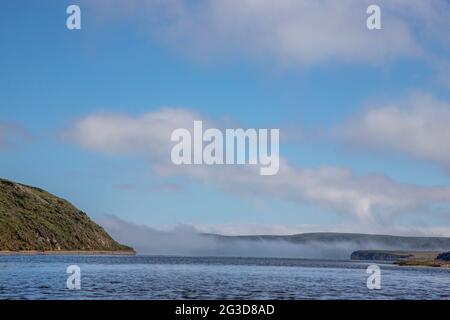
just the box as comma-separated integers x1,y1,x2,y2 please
351,250,450,268
394,259,450,268
0,250,136,256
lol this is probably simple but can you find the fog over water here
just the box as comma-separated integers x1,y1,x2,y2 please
97,216,450,259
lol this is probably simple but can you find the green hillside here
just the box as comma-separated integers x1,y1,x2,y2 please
0,178,133,252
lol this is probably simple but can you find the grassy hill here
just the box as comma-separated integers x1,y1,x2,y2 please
0,178,133,252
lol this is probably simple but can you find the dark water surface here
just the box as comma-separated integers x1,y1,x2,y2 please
0,255,449,299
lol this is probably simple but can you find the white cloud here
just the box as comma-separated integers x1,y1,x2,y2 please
67,107,450,224
64,108,200,159
340,94,450,170
84,0,450,67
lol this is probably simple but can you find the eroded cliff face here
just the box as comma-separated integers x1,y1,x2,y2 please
0,178,133,252
437,252,450,261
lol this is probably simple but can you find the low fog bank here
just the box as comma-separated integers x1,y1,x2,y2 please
97,216,450,259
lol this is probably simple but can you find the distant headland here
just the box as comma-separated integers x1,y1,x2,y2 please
351,250,450,267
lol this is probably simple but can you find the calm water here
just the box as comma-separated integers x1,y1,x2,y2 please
0,255,449,300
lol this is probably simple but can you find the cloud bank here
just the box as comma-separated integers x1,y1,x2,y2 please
84,0,450,67
340,94,450,171
94,215,379,259
66,106,450,224
98,215,450,258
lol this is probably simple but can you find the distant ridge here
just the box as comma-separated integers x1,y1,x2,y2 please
0,178,134,253
208,232,450,251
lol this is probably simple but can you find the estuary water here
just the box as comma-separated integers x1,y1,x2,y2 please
0,255,449,300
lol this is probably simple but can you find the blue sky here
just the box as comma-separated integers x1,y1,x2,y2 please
1,0,450,235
